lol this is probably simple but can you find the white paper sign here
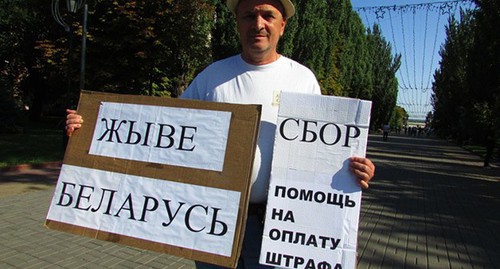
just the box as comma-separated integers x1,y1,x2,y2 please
89,102,231,171
260,93,372,269
46,164,241,257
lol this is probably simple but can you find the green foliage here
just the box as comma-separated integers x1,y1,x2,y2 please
433,6,494,143
390,106,408,131
367,25,401,131
210,0,240,61
0,128,64,167
2,0,402,134
341,10,373,100
0,79,23,133
284,0,399,131
85,0,214,97
292,0,329,77
468,0,500,148
432,0,499,163
0,0,64,130
321,0,348,96
432,13,474,141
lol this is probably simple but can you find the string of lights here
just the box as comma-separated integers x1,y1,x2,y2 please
354,0,475,120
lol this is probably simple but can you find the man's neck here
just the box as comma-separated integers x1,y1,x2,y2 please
241,51,281,65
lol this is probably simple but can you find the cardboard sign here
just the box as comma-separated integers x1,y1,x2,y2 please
260,92,372,269
45,91,261,268
88,102,232,171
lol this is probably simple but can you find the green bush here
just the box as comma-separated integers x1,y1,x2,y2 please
0,84,24,134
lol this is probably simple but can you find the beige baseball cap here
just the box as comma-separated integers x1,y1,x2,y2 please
226,0,296,19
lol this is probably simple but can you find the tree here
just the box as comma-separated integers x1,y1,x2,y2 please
468,0,499,165
432,12,475,142
0,0,63,128
1,0,401,135
291,0,375,103
85,0,214,97
210,0,240,61
390,106,408,132
291,0,328,77
367,24,401,131
432,1,498,165
335,7,372,100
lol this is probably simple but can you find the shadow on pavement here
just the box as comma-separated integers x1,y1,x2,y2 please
358,134,499,268
0,163,61,197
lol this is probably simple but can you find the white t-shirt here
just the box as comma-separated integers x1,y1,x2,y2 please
182,54,321,203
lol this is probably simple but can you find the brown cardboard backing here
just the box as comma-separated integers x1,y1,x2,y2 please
44,90,262,268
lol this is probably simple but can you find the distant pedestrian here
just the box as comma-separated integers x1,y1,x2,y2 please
383,124,390,141
484,129,496,167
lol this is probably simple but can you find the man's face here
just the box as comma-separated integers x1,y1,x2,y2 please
236,0,287,62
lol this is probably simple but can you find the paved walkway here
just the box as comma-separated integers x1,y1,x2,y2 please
0,134,498,268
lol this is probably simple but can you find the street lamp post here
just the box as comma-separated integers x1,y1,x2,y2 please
79,4,88,91
51,0,88,91
51,0,87,148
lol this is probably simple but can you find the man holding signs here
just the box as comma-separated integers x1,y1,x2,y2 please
66,0,375,268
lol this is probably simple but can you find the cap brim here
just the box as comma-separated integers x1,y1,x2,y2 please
227,0,295,19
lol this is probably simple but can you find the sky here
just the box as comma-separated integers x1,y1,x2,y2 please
350,0,475,121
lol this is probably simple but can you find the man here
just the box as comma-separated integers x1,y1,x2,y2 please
66,0,375,268
383,123,390,141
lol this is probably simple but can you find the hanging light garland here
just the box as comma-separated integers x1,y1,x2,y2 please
355,0,476,120
356,0,475,18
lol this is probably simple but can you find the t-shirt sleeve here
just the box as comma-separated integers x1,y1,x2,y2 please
312,79,321,95
305,68,322,95
180,78,199,100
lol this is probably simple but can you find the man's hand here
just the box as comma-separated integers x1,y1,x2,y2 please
349,157,375,189
65,109,83,137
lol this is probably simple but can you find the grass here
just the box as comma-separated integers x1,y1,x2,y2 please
462,141,499,165
0,119,66,168
462,145,487,157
